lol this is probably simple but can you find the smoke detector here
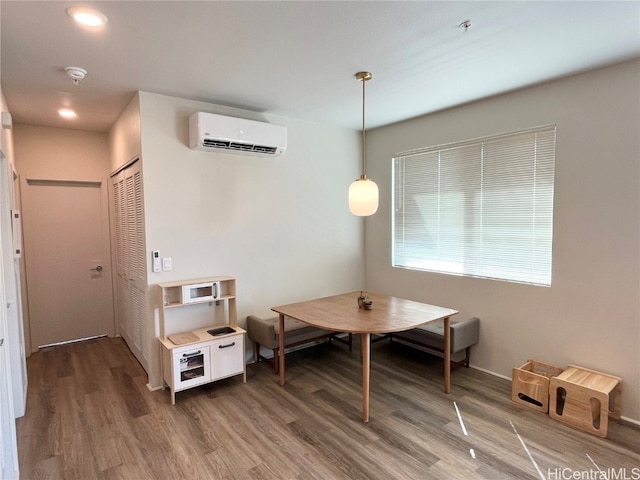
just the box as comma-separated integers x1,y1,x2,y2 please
65,66,87,85
458,20,471,32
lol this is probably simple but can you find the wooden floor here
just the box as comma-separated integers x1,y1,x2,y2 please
17,336,640,480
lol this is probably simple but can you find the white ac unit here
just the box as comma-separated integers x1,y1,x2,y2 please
188,112,287,158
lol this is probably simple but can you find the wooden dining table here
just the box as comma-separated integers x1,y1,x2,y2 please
271,291,458,422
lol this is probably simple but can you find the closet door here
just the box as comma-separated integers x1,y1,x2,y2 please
112,170,127,342
112,160,148,372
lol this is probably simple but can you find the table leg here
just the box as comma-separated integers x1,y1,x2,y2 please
444,316,451,394
278,313,285,386
362,332,370,423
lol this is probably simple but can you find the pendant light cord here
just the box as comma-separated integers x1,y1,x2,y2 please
361,76,367,180
349,71,378,216
355,71,372,181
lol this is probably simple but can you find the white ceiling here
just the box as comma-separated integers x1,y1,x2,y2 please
1,1,639,133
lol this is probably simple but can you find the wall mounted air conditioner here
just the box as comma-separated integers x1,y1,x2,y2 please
188,112,287,158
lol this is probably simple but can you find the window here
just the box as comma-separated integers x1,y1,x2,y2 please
392,125,556,286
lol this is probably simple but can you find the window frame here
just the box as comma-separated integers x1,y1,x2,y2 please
391,125,556,286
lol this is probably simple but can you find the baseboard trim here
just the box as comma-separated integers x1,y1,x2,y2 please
468,365,640,425
468,364,511,381
619,416,640,426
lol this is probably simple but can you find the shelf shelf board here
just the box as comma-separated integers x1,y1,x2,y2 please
157,276,235,288
164,294,236,309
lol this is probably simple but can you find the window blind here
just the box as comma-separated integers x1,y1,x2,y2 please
392,125,556,286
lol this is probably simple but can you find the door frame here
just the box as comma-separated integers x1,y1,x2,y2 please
20,176,115,352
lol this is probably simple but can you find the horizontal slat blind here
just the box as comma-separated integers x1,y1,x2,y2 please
392,126,556,285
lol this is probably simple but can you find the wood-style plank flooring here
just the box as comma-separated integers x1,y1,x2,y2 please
16,336,640,479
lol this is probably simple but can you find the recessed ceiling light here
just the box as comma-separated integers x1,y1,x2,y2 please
66,7,108,27
58,108,77,119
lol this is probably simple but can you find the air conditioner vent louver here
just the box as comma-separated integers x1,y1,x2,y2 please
202,139,230,149
189,112,287,158
201,139,278,154
230,142,252,151
253,145,277,154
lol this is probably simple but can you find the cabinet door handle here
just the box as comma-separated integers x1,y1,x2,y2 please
218,342,235,349
182,350,202,357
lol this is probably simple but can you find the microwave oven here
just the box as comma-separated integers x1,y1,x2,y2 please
180,281,221,304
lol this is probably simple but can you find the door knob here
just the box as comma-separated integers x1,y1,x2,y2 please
90,265,103,272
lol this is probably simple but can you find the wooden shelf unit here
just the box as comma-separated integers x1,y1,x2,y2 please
158,276,237,338
157,276,246,404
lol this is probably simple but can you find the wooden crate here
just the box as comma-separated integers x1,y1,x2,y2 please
512,360,564,413
549,365,621,438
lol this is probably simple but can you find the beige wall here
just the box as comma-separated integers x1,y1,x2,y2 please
1,93,15,165
108,94,141,174
364,59,640,422
13,125,110,180
134,92,366,388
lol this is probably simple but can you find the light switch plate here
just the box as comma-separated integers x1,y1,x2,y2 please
162,257,172,271
2,112,12,129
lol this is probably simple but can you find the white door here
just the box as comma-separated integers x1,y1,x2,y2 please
0,152,19,480
22,179,114,349
111,160,148,372
0,288,19,480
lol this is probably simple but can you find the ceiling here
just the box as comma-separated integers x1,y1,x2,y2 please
1,1,639,133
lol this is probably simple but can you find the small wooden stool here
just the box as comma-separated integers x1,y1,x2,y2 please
512,360,564,413
549,365,621,438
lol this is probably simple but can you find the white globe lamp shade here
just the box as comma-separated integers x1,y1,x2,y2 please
349,178,379,216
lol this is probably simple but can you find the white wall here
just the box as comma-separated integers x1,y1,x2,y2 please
364,59,640,422
0,87,20,478
0,102,27,420
136,92,365,388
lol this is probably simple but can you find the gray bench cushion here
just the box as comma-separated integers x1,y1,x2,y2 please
247,315,351,374
389,317,480,365
246,315,333,350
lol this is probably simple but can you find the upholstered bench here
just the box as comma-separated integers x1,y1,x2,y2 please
246,315,352,373
387,317,480,367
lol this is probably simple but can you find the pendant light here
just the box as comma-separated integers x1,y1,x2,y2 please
349,71,379,216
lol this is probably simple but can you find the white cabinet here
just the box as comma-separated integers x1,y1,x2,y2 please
158,277,246,404
161,330,247,404
210,335,244,380
172,344,211,389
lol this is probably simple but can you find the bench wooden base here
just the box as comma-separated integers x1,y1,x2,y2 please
388,335,471,368
255,333,353,374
